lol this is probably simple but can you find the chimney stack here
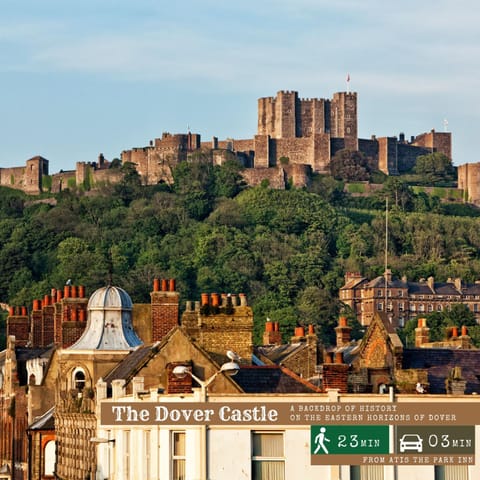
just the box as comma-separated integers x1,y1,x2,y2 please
263,320,282,345
335,316,352,347
150,278,180,342
415,318,430,347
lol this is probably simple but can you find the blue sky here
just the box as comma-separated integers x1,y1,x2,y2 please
1,0,479,172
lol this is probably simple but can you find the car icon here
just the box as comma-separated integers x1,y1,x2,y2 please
399,434,423,453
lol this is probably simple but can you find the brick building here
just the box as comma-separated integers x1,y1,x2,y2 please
340,270,480,328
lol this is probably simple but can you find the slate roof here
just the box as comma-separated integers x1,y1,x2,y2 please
255,343,308,365
102,344,157,386
402,348,480,394
366,276,407,289
232,365,322,393
29,406,55,430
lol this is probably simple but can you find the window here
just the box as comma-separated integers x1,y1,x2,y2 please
377,302,383,311
172,431,186,480
145,430,151,479
419,304,425,312
428,304,433,312
387,303,393,312
350,465,384,480
44,440,55,476
399,302,404,312
434,465,468,480
124,430,130,480
252,431,285,480
398,290,404,297
73,368,86,391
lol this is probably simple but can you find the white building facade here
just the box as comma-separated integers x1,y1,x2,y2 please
93,380,480,480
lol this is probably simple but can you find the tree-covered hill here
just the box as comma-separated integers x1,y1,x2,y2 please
1,159,480,347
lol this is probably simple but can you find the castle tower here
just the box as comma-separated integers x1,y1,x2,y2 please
330,92,358,151
274,91,298,138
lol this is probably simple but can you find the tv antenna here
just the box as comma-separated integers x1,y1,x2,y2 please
443,118,449,132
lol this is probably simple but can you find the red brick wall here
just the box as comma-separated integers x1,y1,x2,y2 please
150,291,180,342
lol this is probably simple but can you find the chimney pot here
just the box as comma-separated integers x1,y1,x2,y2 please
169,278,176,292
339,316,348,327
161,279,168,291
71,285,78,298
294,326,305,338
335,352,343,364
461,325,468,336
201,293,210,306
78,285,85,298
265,321,274,332
211,293,220,307
153,278,160,292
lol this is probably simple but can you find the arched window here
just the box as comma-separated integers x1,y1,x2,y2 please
44,440,55,476
73,368,86,391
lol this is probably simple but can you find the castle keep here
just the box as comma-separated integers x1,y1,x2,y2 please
0,89,453,193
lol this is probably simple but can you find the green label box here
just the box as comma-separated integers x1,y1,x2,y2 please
311,425,390,455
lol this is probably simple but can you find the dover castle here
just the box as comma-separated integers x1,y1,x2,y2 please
0,89,461,194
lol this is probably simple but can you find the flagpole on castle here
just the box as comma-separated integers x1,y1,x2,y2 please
346,73,350,94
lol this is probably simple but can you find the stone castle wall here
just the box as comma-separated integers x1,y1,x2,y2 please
458,162,480,204
0,91,459,195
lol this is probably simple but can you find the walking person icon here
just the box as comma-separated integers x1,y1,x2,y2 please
314,427,330,454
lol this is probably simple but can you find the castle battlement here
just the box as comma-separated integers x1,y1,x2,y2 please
0,89,455,195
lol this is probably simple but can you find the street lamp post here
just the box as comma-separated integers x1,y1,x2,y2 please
172,352,240,479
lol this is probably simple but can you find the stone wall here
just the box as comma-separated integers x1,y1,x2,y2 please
458,162,480,204
181,294,253,365
55,412,97,480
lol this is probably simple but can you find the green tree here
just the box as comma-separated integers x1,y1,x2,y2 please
329,149,372,181
414,152,455,185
